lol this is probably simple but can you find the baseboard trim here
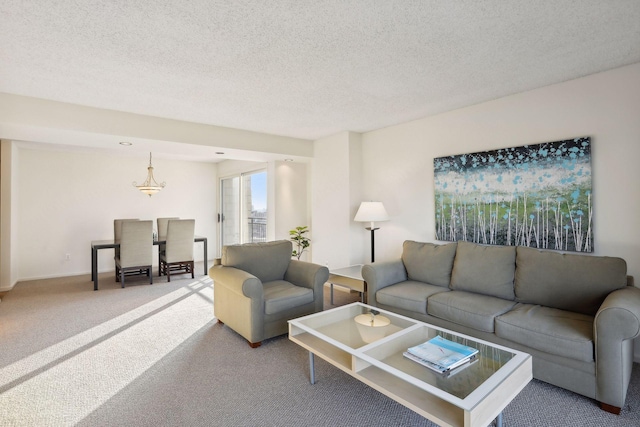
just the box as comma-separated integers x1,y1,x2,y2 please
0,279,18,292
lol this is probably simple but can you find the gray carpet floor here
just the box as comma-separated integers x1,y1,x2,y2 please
1,269,639,426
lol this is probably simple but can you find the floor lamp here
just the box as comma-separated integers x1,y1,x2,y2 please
354,201,389,263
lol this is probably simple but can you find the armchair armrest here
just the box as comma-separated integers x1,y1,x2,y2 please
594,286,640,409
285,260,329,312
362,260,408,306
209,265,265,344
209,265,263,299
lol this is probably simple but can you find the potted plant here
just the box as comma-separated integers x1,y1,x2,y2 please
289,226,310,260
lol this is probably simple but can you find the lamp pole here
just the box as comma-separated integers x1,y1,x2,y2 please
366,226,379,263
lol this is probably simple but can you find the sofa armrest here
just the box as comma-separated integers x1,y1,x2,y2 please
594,286,640,408
209,265,263,299
285,260,329,312
362,260,408,306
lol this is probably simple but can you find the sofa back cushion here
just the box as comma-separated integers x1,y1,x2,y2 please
515,246,627,316
222,240,292,283
402,241,457,287
450,241,516,300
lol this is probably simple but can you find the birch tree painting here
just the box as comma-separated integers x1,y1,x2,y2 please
434,137,593,252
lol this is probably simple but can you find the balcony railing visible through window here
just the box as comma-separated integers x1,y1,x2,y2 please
248,217,267,243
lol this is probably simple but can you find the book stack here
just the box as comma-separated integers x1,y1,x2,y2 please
403,335,478,374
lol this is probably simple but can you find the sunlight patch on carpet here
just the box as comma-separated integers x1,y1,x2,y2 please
0,278,214,426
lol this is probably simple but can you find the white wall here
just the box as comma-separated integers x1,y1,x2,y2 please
0,140,19,291
274,161,308,237
15,145,217,280
358,63,640,283
312,131,365,269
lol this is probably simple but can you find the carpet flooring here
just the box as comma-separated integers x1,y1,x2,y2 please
1,269,640,426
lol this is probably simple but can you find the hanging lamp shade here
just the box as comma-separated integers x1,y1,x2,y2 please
133,152,165,196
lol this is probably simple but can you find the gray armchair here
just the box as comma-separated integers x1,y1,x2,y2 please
209,240,329,347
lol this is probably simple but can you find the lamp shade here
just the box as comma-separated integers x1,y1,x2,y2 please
354,202,389,223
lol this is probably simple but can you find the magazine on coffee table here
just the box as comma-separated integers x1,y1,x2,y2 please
404,335,478,373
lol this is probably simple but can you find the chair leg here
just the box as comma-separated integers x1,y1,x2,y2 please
190,261,194,278
120,269,125,288
149,267,153,284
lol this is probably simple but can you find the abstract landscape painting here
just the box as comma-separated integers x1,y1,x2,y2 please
434,137,593,252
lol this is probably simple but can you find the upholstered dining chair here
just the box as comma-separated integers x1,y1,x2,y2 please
114,218,139,281
209,240,329,348
160,219,195,282
157,217,179,266
157,217,179,239
115,220,153,287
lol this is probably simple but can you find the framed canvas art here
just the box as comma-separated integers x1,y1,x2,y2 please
434,137,592,252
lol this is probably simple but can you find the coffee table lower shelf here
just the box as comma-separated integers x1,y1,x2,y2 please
293,332,465,426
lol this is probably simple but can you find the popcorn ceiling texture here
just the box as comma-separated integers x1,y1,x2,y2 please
1,1,639,140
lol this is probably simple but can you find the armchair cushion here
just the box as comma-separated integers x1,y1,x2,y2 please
222,240,292,283
263,280,314,315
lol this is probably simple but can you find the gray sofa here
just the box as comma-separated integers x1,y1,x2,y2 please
362,240,640,414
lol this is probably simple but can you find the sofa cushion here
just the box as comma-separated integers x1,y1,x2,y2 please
450,241,516,300
376,281,450,315
402,241,457,287
222,240,292,283
263,280,314,315
495,303,594,362
515,246,627,316
427,291,516,333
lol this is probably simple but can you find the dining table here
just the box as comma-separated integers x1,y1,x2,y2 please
90,236,208,290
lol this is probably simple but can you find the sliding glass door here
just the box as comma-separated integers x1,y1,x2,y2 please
220,170,267,250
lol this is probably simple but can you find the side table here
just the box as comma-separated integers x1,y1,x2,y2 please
328,264,367,304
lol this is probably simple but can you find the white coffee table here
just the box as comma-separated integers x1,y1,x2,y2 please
289,303,532,427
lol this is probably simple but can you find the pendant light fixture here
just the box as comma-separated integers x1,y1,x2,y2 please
133,152,165,196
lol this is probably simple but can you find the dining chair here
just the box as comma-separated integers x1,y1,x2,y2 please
156,217,179,266
160,219,195,282
114,218,139,281
157,217,179,239
115,220,153,287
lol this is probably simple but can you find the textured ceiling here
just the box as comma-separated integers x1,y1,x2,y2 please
1,1,640,143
